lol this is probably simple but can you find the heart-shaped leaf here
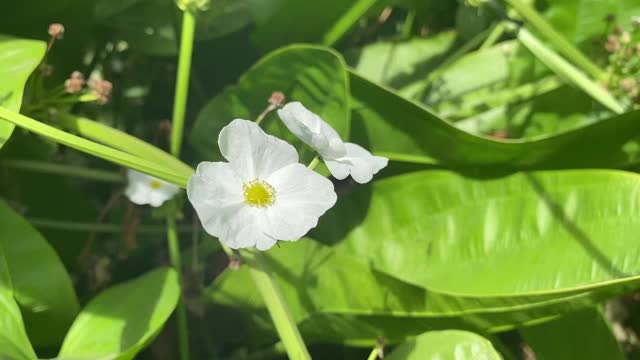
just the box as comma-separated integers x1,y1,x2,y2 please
189,45,350,164
58,268,179,360
0,36,46,149
0,199,79,347
386,330,502,360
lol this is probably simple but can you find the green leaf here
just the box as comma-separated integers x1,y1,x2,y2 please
207,239,608,345
0,199,79,347
346,32,455,90
521,308,624,360
189,45,350,164
325,169,640,297
0,35,46,149
249,0,363,50
350,71,640,168
386,330,502,360
0,228,37,360
58,268,180,360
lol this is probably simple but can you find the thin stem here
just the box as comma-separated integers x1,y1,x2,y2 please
3,159,123,183
0,107,189,187
28,218,193,233
167,213,190,360
307,156,321,170
503,0,606,80
322,0,378,46
167,8,196,360
480,22,506,50
246,252,311,360
401,10,416,39
170,10,196,157
515,27,624,114
367,347,381,360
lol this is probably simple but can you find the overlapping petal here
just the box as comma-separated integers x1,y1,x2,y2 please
218,119,298,181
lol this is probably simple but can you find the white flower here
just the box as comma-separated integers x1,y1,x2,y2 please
187,119,337,251
125,169,180,207
277,102,388,184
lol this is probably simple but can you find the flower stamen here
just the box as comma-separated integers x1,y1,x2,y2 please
149,180,163,189
243,179,275,207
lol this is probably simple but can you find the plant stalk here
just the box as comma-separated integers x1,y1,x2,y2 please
3,159,123,183
246,252,311,360
322,0,379,46
0,107,189,187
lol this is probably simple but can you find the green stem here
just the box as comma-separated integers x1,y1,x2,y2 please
167,213,190,360
167,9,196,360
28,218,193,233
322,0,379,46
515,27,624,114
367,347,381,360
503,0,606,80
56,113,194,176
480,21,506,50
307,156,320,170
246,252,311,360
3,159,123,183
0,107,189,187
170,10,196,157
401,10,416,39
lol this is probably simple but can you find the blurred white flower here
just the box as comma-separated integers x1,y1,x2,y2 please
125,169,180,207
187,119,336,251
277,102,388,183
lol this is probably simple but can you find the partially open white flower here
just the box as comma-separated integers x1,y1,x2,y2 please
125,169,180,207
277,102,388,184
187,119,337,251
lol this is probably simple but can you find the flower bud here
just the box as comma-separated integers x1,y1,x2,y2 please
48,23,65,39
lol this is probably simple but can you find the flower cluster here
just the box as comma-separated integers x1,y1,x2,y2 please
124,102,387,251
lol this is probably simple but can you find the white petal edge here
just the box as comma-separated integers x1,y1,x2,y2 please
218,119,298,181
277,102,346,159
263,163,337,241
324,143,388,184
187,162,245,238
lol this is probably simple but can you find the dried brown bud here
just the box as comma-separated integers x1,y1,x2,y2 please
615,24,624,35
268,91,285,107
632,16,640,29
64,71,85,93
606,35,620,52
48,23,65,39
490,130,508,139
88,79,113,105
621,77,636,92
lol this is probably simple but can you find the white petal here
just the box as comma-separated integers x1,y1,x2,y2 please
218,207,277,250
125,169,178,207
277,102,346,159
323,159,350,180
324,143,388,184
218,119,298,181
263,163,337,241
187,162,245,238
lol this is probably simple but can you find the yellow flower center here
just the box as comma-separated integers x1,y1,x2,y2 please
149,179,163,189
243,179,276,207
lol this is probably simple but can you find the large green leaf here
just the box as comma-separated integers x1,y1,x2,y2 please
521,308,624,360
0,36,46,149
325,169,640,296
58,268,179,360
0,230,37,360
350,71,640,168
346,32,455,90
0,198,79,347
207,239,610,345
386,330,502,360
249,0,362,50
189,45,350,164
